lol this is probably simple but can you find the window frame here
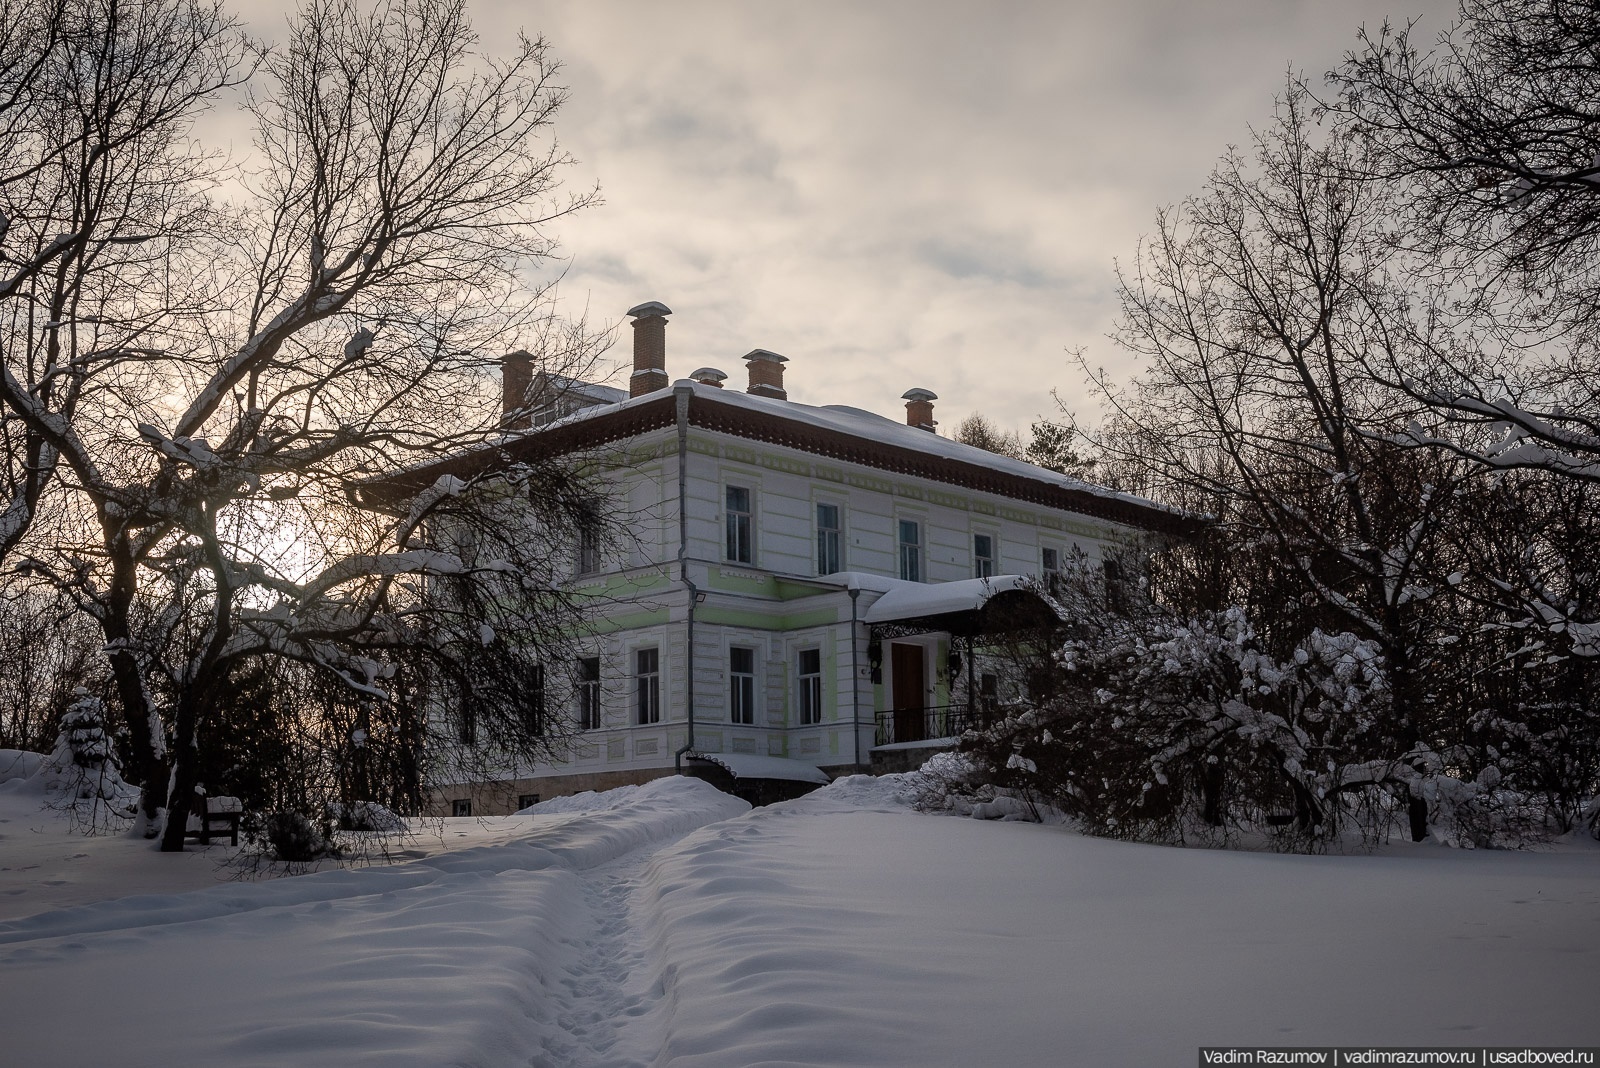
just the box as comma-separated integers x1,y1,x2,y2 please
576,656,602,731
973,532,995,579
725,484,753,564
897,518,922,583
797,648,823,725
729,646,757,726
635,647,661,725
576,526,600,576
525,663,546,737
815,501,842,576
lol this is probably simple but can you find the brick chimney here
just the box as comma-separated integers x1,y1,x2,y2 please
743,349,788,399
689,367,727,388
627,301,672,398
501,349,536,430
902,387,937,431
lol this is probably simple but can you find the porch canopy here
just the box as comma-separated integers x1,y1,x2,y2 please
863,575,1064,639
689,751,830,785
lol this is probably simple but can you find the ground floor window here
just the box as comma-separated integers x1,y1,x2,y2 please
577,657,602,730
451,799,472,817
518,794,540,810
636,647,661,724
798,648,823,725
730,646,756,725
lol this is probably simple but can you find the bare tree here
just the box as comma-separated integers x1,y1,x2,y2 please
1332,0,1600,482
1088,85,1467,841
0,0,608,849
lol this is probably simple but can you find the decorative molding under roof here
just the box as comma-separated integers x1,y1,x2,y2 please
360,388,1199,536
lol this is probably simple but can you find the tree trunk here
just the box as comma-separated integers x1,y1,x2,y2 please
1407,792,1429,844
158,693,204,852
103,544,167,837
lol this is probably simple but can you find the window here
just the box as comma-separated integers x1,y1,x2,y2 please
798,648,822,725
978,672,1000,719
517,794,541,811
451,799,472,817
729,647,756,725
898,519,922,582
577,527,600,575
524,664,545,737
577,657,601,731
816,503,841,575
1041,546,1059,574
725,485,752,563
974,533,995,578
635,647,660,724
457,697,476,746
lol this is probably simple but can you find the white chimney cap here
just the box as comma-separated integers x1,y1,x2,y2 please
689,367,728,382
742,348,788,363
901,387,938,402
626,301,672,318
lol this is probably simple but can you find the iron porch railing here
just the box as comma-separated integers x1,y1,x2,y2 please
873,704,992,746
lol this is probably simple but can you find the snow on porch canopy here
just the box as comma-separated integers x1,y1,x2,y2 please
690,752,831,785
862,575,1065,638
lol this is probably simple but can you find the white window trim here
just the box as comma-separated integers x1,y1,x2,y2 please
814,497,845,576
896,514,924,583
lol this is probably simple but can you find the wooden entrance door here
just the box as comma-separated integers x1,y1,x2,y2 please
891,643,926,743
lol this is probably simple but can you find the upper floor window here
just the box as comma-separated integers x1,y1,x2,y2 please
1041,546,1060,575
576,527,600,576
974,533,995,579
726,485,753,564
635,647,661,724
898,519,922,583
816,503,841,575
797,648,823,725
729,646,756,725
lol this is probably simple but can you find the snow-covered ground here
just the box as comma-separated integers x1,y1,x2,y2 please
1,770,1595,1066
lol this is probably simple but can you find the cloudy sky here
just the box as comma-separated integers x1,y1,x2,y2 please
240,0,1458,437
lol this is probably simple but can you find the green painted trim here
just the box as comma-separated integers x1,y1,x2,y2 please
583,607,672,635
847,472,893,494
696,605,840,630
761,454,811,476
570,568,673,600
705,567,773,596
772,576,844,601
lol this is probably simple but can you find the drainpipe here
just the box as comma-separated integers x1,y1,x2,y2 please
848,585,862,770
672,384,697,773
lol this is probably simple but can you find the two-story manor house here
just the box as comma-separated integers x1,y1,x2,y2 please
405,303,1189,813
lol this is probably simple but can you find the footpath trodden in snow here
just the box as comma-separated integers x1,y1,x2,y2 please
0,777,747,1068
1,772,1597,1066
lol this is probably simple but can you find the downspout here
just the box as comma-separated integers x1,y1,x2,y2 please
848,585,862,770
672,384,697,773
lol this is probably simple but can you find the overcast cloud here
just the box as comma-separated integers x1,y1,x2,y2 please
235,0,1459,435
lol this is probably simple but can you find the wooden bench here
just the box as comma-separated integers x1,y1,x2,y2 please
186,795,243,846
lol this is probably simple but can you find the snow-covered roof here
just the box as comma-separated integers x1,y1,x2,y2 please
863,575,1058,625
365,378,1193,534
690,752,831,784
538,372,627,406
527,379,1170,512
